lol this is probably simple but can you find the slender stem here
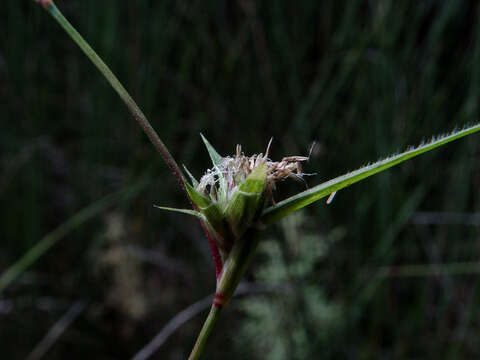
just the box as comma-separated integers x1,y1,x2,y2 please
188,305,221,360
188,231,261,359
43,2,186,189
35,1,224,275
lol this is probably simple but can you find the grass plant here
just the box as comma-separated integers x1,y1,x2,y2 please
3,1,479,358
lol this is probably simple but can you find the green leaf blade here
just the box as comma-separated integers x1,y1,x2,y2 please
154,205,206,221
260,124,480,225
154,204,230,252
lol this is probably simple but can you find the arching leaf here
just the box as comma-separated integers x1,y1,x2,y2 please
261,124,480,225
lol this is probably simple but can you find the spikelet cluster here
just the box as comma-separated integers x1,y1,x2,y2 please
197,140,310,206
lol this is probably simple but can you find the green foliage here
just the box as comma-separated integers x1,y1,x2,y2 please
261,124,480,225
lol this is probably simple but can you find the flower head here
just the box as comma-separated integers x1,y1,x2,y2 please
157,136,311,258
183,137,310,254
197,140,310,210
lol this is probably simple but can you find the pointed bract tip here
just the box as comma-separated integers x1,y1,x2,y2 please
200,133,223,166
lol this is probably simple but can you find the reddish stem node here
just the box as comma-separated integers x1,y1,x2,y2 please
213,293,227,309
35,0,53,9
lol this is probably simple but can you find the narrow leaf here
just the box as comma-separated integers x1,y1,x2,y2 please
261,124,480,225
154,204,230,253
154,205,206,221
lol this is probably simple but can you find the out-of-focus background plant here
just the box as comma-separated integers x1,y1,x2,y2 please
2,1,480,359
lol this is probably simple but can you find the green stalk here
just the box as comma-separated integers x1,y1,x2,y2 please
215,232,261,301
37,1,186,190
35,0,224,276
188,231,261,359
188,305,221,360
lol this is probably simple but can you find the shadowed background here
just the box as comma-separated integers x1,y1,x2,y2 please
1,1,480,359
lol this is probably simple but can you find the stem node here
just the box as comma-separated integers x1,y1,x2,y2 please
35,0,53,9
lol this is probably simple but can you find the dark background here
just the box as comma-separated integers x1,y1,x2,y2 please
2,1,480,359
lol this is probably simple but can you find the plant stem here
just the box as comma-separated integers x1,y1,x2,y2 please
35,1,224,276
188,231,261,359
188,305,221,360
43,2,185,190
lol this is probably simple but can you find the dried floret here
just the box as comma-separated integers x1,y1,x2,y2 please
197,140,311,207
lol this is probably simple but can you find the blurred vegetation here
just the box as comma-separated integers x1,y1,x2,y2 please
1,0,480,359
236,213,344,360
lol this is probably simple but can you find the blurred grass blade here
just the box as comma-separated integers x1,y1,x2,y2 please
261,124,480,225
26,300,86,360
0,178,149,295
377,261,480,278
